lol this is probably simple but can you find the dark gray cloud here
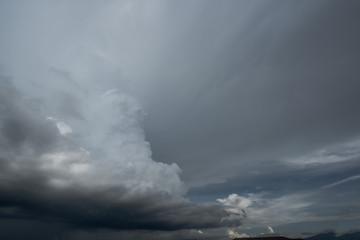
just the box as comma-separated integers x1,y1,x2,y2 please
0,220,218,240
0,184,237,230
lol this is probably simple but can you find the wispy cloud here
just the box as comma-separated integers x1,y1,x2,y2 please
323,175,360,189
286,140,360,166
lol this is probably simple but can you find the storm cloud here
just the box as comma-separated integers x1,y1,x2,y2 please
0,77,241,233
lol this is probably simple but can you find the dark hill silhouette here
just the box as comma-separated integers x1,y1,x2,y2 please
337,232,360,240
234,237,303,240
306,232,336,240
305,231,360,240
233,231,360,240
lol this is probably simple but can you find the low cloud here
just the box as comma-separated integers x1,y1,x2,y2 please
267,226,275,234
63,229,207,240
218,193,314,227
227,229,249,239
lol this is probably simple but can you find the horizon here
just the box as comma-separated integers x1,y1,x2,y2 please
0,1,360,239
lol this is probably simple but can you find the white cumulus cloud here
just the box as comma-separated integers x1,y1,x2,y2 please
227,229,249,239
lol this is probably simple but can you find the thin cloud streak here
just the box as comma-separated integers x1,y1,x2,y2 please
323,175,360,189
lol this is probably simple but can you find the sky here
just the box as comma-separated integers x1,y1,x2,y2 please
0,0,360,239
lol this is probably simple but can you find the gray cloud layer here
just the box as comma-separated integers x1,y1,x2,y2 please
142,0,360,186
